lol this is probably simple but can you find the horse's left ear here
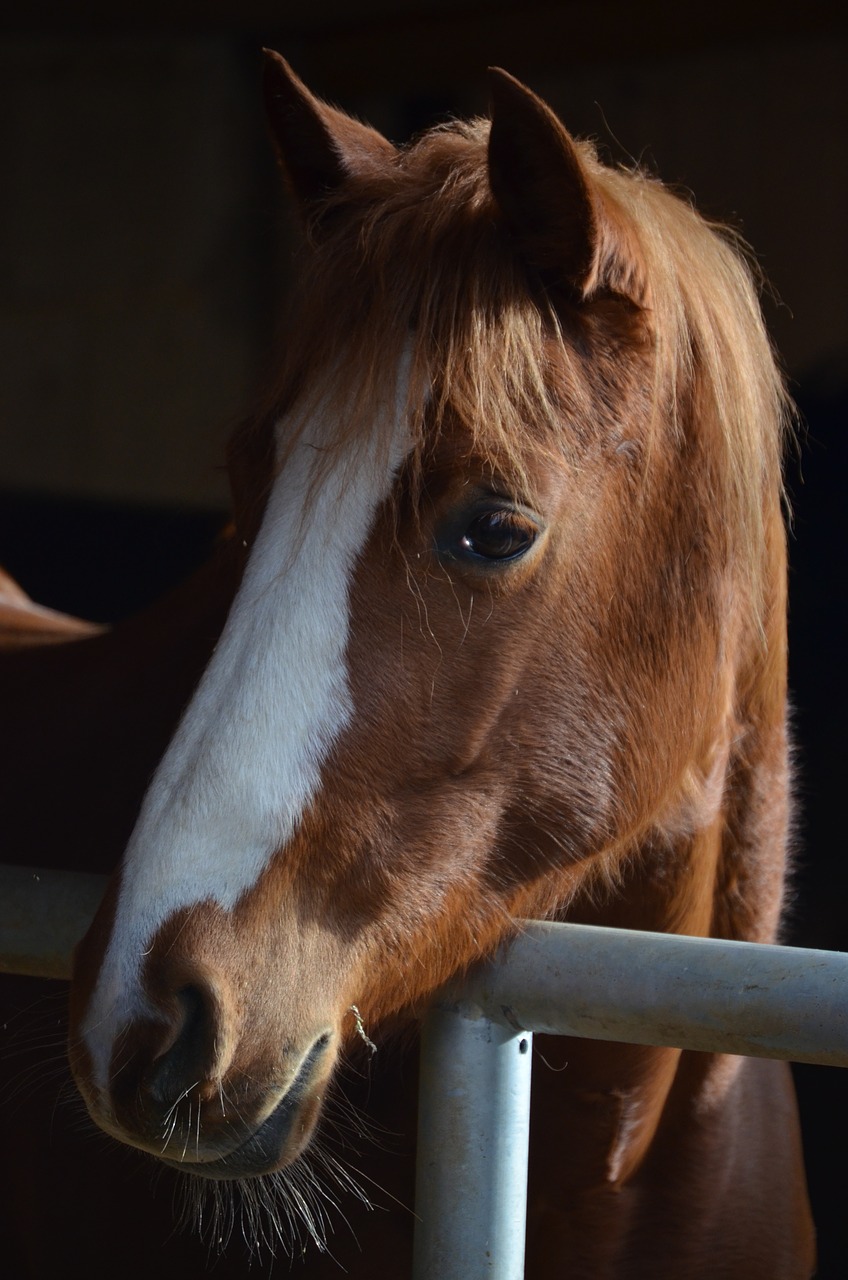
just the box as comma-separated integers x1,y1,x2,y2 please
487,68,599,298
262,50,396,211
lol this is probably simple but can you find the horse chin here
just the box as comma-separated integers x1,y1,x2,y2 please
160,1080,327,1181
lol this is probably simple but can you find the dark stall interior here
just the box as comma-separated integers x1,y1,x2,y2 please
1,3,845,1276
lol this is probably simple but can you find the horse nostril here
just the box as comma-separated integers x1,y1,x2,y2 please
146,984,217,1106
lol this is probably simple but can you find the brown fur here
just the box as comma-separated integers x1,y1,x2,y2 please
2,56,813,1278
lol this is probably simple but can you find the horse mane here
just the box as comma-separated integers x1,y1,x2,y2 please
235,116,789,630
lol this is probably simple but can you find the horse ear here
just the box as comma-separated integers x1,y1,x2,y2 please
262,50,396,210
487,68,599,298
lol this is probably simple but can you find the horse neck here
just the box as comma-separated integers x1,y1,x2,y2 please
710,576,790,944
525,699,791,1198
588,491,789,945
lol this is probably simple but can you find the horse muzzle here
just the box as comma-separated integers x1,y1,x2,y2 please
70,968,338,1177
69,873,359,1177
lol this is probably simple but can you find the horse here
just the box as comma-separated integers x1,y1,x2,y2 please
1,53,814,1278
0,566,101,646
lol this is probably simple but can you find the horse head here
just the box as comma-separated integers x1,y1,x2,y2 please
68,54,788,1196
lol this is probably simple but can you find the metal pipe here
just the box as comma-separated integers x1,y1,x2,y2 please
2,863,847,1279
414,927,847,1276
454,920,848,1067
0,866,846,1065
413,1007,532,1280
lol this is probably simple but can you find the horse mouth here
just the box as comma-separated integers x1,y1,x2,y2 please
161,1033,331,1180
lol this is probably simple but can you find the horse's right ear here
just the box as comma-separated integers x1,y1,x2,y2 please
487,68,599,298
262,50,396,212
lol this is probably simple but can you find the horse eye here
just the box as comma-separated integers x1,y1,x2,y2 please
458,510,538,562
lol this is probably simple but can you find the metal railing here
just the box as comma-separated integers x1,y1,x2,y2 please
2,863,847,1279
413,921,848,1279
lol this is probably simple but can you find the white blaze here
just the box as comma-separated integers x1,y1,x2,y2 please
83,365,412,1087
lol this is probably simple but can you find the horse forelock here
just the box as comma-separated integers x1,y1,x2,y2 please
233,115,787,640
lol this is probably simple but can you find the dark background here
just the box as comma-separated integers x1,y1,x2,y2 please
1,4,845,1275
